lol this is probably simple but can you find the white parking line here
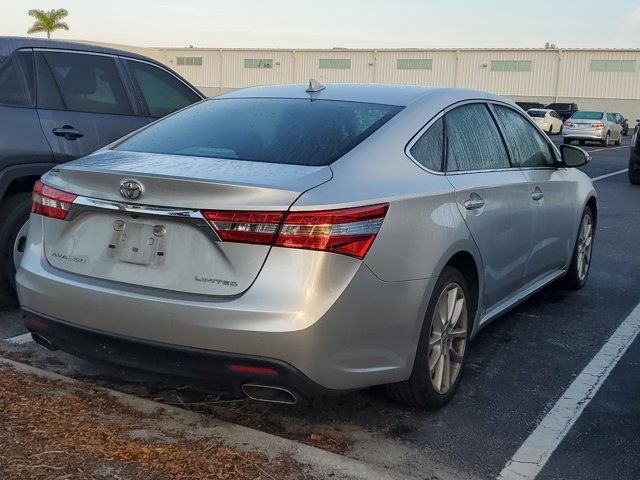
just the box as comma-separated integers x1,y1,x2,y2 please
3,333,33,345
586,145,628,153
497,302,640,480
591,169,628,181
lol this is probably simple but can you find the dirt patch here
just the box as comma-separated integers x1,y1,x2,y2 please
0,364,316,479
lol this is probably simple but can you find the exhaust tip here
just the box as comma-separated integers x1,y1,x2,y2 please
242,384,300,404
31,333,58,351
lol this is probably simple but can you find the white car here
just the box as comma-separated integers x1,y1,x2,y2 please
527,109,564,134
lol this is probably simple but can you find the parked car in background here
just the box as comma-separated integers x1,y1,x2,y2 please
563,111,623,146
0,37,204,293
546,102,579,121
613,112,629,136
630,127,640,185
527,108,564,134
516,101,545,112
17,84,597,409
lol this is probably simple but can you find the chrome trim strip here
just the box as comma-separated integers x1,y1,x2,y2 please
67,196,221,241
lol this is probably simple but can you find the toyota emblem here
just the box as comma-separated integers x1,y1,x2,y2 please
119,179,143,200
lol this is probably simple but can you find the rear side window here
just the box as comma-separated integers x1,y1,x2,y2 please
0,50,35,107
125,60,201,118
409,118,444,171
36,51,132,115
493,105,555,168
445,103,510,172
115,98,402,166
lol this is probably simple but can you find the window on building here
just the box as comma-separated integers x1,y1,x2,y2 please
319,59,351,69
397,59,433,70
176,57,203,66
591,60,636,72
491,60,532,72
243,59,273,69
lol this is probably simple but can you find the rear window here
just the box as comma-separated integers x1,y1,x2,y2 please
546,103,571,111
115,98,401,166
527,110,546,118
571,111,604,120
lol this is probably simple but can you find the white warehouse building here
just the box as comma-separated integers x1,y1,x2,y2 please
102,43,640,121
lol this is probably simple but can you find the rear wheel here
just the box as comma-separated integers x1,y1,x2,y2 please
579,140,586,146
385,266,472,409
0,193,31,292
563,138,572,145
629,156,640,185
601,132,610,147
615,132,622,146
561,207,594,290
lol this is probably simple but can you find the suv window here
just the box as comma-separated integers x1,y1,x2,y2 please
0,50,35,107
445,103,510,172
125,60,201,117
494,105,555,168
410,118,444,171
36,51,132,115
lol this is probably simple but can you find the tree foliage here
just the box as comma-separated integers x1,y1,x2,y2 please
27,8,69,39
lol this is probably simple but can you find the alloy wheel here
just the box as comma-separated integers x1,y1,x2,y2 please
428,283,468,394
576,213,593,282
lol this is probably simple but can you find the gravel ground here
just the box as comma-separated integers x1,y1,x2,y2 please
0,363,316,480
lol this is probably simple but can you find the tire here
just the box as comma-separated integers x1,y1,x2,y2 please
561,207,594,290
601,132,610,147
563,138,572,145
0,193,31,293
548,126,554,135
385,266,473,409
615,132,622,146
629,157,640,185
579,140,586,146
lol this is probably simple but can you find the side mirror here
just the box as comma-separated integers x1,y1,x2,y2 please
560,144,591,168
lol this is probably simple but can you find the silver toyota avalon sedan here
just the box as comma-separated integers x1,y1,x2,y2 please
17,83,597,408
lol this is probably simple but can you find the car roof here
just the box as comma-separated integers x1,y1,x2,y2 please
0,36,157,65
218,83,505,107
528,108,550,113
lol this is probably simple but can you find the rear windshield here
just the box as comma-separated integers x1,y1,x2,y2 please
546,103,572,111
527,110,546,118
571,111,604,120
115,98,402,166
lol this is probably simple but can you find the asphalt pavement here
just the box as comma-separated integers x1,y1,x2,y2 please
1,135,638,480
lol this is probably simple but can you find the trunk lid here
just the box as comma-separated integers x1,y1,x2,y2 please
41,150,332,296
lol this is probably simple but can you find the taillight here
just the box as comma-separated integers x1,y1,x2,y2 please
564,121,574,127
31,180,77,220
275,204,389,259
202,210,284,245
203,203,389,259
591,121,605,128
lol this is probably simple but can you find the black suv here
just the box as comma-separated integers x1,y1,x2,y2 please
544,102,579,122
0,37,204,293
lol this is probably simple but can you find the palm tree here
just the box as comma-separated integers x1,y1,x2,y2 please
27,9,69,39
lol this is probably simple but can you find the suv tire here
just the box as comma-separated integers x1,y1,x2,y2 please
0,193,31,292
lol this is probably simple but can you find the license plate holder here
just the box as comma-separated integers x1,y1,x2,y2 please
109,222,166,266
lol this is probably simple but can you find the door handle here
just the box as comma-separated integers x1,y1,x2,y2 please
531,189,544,201
53,125,84,140
464,197,485,210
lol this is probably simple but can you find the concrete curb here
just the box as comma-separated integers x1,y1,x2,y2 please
0,356,420,480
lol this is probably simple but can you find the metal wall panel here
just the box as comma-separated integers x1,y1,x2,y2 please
161,49,221,90
220,50,294,88
293,50,375,83
374,50,457,86
456,50,559,97
558,50,640,99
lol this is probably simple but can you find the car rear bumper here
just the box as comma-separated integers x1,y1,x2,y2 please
22,308,333,398
563,129,605,141
17,216,433,392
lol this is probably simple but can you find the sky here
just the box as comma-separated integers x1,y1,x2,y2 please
2,0,640,49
